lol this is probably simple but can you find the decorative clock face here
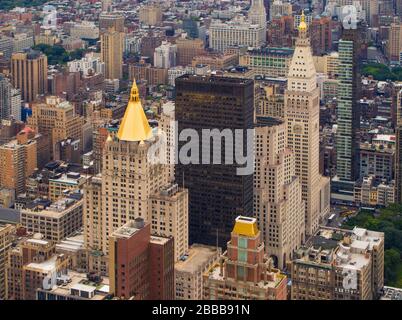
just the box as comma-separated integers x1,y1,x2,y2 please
293,124,302,134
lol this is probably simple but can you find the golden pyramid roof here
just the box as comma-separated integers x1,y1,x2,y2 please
232,216,258,237
117,80,153,142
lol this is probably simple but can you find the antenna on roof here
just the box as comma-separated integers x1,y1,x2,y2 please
216,228,219,253
182,171,185,189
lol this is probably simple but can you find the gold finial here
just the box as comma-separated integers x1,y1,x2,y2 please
116,78,153,142
129,78,140,102
106,133,113,143
298,11,307,32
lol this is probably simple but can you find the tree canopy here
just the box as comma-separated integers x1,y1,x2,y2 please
32,44,86,66
362,63,402,81
0,0,48,10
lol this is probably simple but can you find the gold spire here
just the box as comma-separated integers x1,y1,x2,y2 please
106,133,113,143
116,79,153,142
298,11,307,32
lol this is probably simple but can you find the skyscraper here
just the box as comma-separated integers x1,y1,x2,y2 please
395,90,402,203
0,75,21,121
0,224,14,300
11,49,48,103
0,129,37,196
100,29,124,80
84,81,172,255
175,75,254,248
99,13,125,33
334,23,365,195
249,0,267,29
284,13,323,236
254,117,305,269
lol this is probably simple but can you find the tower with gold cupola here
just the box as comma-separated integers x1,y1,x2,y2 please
84,80,188,263
284,12,330,237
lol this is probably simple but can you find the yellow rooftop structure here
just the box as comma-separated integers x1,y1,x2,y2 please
116,80,153,142
232,216,258,237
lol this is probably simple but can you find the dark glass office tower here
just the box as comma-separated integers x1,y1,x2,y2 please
175,75,254,248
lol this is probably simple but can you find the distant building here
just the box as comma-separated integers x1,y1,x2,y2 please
209,16,266,52
99,13,125,33
0,129,37,196
239,47,294,79
70,21,99,40
291,227,384,300
20,196,83,242
154,41,177,69
0,223,14,299
139,4,163,26
0,74,21,121
27,96,84,159
11,50,48,102
101,29,124,80
176,37,205,67
354,176,395,207
359,142,394,181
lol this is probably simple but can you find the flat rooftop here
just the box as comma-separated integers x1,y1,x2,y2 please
175,244,219,274
207,263,286,289
42,270,110,300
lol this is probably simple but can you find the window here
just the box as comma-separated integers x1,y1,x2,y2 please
238,237,248,249
238,249,247,262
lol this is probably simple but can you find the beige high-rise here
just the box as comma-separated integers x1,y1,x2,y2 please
101,29,124,80
254,118,305,269
176,38,205,66
149,183,188,261
285,15,321,236
84,82,173,255
99,13,125,33
11,50,48,102
139,4,163,26
387,18,402,62
27,96,84,158
0,132,37,196
0,224,14,300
